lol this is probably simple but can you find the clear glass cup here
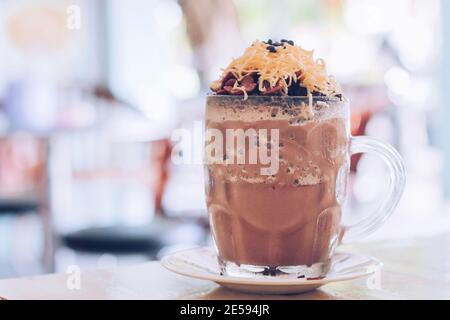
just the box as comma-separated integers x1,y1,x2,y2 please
204,95,406,278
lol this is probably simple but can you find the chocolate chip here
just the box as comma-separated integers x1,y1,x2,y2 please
224,78,237,87
262,268,277,276
270,107,279,117
267,39,273,45
240,73,257,92
215,89,228,95
225,86,245,95
262,80,283,95
280,39,294,45
221,72,236,86
266,45,276,53
289,84,308,96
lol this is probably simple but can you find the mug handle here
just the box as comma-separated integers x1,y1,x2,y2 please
341,136,406,242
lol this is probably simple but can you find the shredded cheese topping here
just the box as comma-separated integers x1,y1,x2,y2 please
212,40,341,97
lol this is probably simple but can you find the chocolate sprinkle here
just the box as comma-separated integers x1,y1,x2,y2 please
266,45,276,53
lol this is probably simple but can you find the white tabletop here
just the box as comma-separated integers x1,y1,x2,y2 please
0,234,449,299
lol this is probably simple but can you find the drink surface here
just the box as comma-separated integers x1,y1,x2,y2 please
205,96,349,267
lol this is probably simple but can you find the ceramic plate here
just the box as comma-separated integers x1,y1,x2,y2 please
161,247,382,294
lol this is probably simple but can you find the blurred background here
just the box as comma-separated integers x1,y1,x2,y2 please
0,0,449,278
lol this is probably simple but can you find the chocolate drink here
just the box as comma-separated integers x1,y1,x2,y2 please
205,96,349,274
204,39,405,278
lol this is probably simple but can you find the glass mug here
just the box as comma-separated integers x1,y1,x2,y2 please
204,95,406,278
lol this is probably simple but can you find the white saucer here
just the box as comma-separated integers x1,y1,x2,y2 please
161,247,382,294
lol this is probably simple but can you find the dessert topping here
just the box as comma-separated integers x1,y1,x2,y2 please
210,39,342,99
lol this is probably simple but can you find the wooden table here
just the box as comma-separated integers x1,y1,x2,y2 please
1,233,449,300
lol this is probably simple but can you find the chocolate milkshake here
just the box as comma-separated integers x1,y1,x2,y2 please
206,40,348,278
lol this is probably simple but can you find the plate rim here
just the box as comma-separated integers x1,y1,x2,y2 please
161,246,382,287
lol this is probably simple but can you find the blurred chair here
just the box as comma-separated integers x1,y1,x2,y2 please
0,199,38,216
0,135,50,276
49,90,206,270
347,85,393,171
